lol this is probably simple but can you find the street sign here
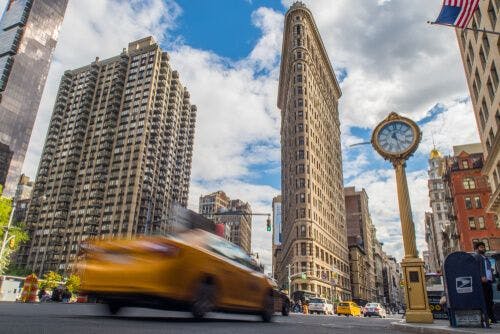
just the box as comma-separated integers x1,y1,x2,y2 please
301,273,306,280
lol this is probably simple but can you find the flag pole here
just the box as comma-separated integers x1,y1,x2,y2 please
427,21,500,36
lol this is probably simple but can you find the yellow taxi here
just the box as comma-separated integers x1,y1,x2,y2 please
76,229,275,321
336,301,362,317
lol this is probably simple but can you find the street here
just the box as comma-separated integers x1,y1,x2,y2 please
0,302,406,334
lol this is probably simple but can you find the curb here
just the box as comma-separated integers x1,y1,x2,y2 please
390,321,492,334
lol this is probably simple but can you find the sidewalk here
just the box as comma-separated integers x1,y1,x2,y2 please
391,320,500,334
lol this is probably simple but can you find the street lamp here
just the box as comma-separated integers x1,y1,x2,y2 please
371,112,433,323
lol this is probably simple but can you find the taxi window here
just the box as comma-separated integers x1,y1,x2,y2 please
204,234,257,271
339,302,349,307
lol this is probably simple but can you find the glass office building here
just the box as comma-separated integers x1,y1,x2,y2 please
0,0,68,196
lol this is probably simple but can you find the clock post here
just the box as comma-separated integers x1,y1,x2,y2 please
371,112,433,324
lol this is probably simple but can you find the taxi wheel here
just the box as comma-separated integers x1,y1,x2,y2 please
192,282,216,319
261,293,274,322
282,301,290,316
107,302,122,315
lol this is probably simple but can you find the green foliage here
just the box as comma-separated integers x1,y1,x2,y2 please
40,271,62,290
0,191,29,274
65,274,81,293
3,264,31,277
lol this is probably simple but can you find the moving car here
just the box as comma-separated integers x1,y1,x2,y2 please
363,302,387,318
336,301,362,317
77,229,275,321
308,297,334,315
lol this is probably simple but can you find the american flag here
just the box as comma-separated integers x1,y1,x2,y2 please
435,0,480,28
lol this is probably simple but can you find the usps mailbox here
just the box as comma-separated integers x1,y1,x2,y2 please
443,252,488,328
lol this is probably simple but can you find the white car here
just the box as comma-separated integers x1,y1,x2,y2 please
363,302,387,318
308,297,334,315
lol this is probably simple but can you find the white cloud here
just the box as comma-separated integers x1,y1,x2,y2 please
419,99,480,155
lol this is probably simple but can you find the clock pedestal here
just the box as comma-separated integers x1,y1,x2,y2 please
395,161,434,324
371,112,433,324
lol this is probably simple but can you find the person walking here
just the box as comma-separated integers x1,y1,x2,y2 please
62,288,72,303
472,241,497,324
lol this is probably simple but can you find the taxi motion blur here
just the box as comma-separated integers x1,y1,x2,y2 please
76,229,276,321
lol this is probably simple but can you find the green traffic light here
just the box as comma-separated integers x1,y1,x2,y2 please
267,226,271,232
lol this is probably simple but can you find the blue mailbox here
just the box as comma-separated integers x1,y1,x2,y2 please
443,251,488,328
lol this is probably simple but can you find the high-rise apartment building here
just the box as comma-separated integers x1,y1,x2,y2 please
425,148,452,271
277,2,350,302
443,144,499,252
455,1,499,215
0,0,68,196
272,195,282,281
199,191,252,254
12,173,33,223
16,37,196,275
344,187,375,305
424,212,440,273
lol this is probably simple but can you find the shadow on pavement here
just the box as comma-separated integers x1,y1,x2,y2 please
59,314,262,324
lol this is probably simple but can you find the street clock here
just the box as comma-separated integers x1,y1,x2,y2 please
371,112,422,163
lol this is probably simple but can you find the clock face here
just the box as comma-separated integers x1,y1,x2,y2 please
377,121,415,155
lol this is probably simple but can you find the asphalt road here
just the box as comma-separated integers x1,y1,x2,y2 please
0,302,407,334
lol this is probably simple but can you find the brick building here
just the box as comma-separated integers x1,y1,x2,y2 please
443,144,499,252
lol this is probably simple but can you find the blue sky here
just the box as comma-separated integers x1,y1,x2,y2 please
14,0,481,270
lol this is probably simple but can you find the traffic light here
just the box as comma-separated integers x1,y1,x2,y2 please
266,217,271,232
8,237,15,250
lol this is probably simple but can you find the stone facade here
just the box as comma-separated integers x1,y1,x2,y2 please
344,187,375,305
455,0,500,216
272,195,283,281
277,1,350,302
15,37,196,275
199,191,252,254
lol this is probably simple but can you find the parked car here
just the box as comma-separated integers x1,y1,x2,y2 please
308,297,334,315
77,229,276,321
336,301,362,317
363,302,387,318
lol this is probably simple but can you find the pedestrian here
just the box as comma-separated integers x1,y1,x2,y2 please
38,288,46,302
62,287,72,303
472,241,497,324
51,286,62,302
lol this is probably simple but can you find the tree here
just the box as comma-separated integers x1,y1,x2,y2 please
65,274,81,294
40,271,62,290
0,185,29,274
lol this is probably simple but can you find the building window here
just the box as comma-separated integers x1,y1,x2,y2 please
299,193,306,203
300,243,307,255
472,238,479,248
474,196,482,208
300,225,306,238
482,99,489,120
491,63,499,89
465,197,473,209
478,48,486,70
487,78,494,102
495,216,500,229
479,109,486,129
478,216,485,229
436,203,441,210
482,238,490,251
468,217,477,230
462,160,469,169
463,177,476,189
482,34,489,54
488,2,497,27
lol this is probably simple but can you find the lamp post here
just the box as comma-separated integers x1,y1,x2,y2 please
371,112,433,323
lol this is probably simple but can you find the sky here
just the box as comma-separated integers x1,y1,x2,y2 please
3,0,481,272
